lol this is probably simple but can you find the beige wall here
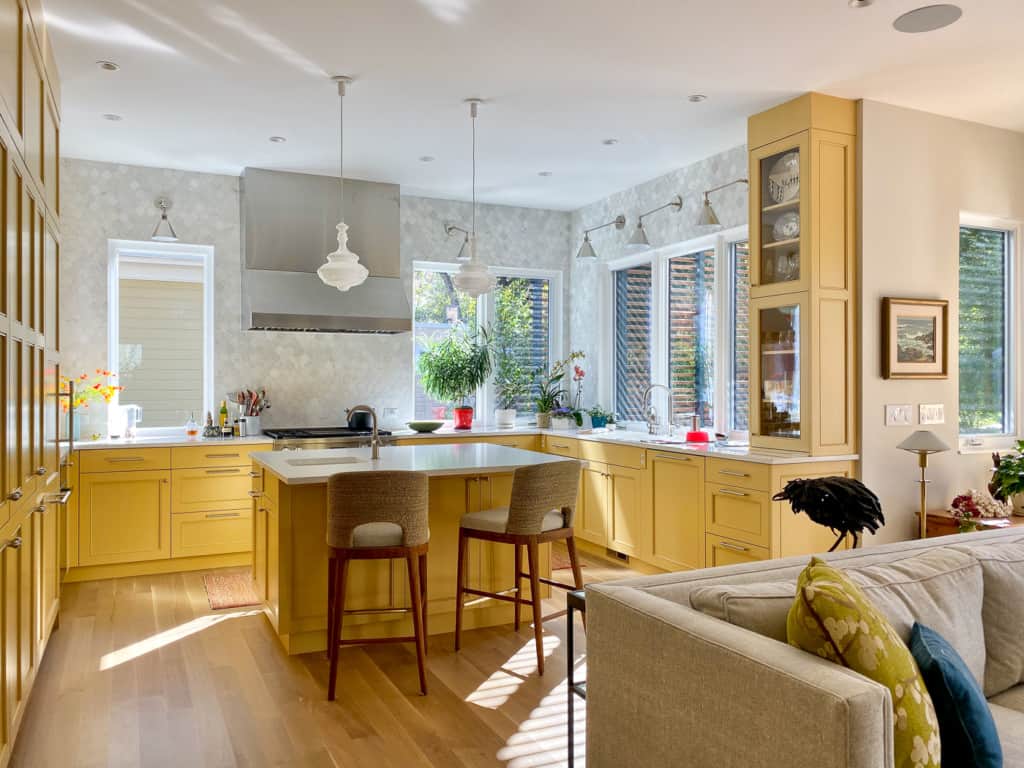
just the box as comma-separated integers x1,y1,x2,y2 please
859,100,1024,543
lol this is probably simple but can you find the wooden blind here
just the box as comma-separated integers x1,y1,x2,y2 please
614,265,653,421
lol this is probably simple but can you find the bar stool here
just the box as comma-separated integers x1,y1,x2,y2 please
326,471,429,700
454,460,583,675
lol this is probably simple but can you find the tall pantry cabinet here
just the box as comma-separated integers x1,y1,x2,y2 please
0,1,63,765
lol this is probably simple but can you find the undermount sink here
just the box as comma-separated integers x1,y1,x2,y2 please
285,456,368,467
639,438,688,445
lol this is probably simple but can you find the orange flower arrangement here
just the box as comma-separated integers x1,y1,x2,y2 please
59,369,124,413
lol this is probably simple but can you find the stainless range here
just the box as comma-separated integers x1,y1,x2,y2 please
262,427,393,451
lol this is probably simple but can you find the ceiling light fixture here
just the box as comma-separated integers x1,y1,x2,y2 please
893,4,962,32
697,178,749,229
848,0,873,7
96,60,120,71
268,135,286,143
102,113,123,121
576,215,627,259
317,75,369,292
602,138,619,146
151,198,179,242
687,94,707,103
538,171,553,177
449,99,496,298
419,155,435,162
628,195,683,252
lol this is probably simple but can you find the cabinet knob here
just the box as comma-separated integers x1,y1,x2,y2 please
36,466,47,476
33,504,47,514
7,490,22,502
1,537,23,552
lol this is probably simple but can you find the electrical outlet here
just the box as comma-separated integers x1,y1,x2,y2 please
919,403,945,425
885,404,913,426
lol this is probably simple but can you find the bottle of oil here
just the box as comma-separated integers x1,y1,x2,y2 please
219,400,229,430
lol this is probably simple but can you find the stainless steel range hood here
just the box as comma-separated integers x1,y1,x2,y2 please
241,167,411,334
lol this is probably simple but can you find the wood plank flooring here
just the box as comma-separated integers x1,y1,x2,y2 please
10,546,634,768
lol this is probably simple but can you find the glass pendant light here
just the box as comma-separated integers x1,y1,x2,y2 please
451,99,496,298
151,198,179,242
317,75,369,292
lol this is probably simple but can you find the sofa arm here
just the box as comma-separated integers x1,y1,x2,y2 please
585,584,893,768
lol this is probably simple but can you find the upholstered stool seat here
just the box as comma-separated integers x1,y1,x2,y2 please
352,523,431,548
460,507,564,534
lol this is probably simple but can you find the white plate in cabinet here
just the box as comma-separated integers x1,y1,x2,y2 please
171,466,252,515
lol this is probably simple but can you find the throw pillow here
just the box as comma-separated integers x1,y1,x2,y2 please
788,557,941,768
910,622,1002,767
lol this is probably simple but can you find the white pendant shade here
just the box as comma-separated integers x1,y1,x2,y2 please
452,235,496,298
317,222,369,291
697,196,721,228
626,222,650,250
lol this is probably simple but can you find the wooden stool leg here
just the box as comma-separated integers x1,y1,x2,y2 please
454,528,467,652
327,554,349,701
418,552,428,649
407,554,428,695
326,556,336,661
513,543,523,631
526,540,544,676
566,536,584,591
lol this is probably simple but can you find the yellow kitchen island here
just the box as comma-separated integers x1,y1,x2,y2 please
251,443,575,655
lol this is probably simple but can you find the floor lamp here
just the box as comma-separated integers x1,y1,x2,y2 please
897,430,951,539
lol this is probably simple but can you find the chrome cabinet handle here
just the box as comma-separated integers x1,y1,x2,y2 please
205,468,241,475
205,512,242,519
248,471,261,478
105,456,145,463
1,537,23,552
718,488,749,497
718,469,750,478
36,466,46,475
719,541,749,553
8,489,22,501
44,489,72,505
33,504,47,514
248,490,262,497
205,453,240,459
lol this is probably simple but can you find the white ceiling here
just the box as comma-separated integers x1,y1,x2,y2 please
45,0,1024,211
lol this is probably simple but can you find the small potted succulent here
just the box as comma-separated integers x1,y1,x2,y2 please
588,405,614,430
418,326,492,430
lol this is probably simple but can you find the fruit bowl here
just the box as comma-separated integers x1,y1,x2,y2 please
406,420,444,433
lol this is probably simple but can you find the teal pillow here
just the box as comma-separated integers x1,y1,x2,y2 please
910,622,1002,767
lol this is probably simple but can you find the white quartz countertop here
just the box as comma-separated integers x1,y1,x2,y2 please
391,426,857,465
75,435,274,451
253,443,579,485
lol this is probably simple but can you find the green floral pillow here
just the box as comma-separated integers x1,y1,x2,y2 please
787,557,941,768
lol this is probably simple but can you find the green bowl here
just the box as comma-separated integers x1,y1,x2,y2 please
406,420,444,433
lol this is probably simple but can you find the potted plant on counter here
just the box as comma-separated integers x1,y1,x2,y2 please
551,406,575,431
589,405,614,429
533,351,585,429
418,326,492,430
494,361,530,428
989,443,1024,516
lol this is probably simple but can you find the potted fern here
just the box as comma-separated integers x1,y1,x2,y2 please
418,326,492,429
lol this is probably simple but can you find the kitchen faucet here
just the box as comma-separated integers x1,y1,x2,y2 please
346,405,381,460
642,384,674,435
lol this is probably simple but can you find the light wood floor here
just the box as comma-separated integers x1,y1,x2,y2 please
11,545,635,768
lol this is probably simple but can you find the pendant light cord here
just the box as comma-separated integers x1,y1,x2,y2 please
471,101,476,240
338,79,346,222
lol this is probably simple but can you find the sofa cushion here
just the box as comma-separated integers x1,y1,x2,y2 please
788,557,941,768
957,539,1024,696
910,623,1002,767
688,582,795,643
989,705,1024,767
989,683,1024,713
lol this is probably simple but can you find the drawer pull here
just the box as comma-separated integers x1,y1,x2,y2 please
105,456,145,463
718,488,748,497
248,471,261,478
44,489,72,505
205,468,242,475
205,512,242,519
7,489,22,501
719,541,749,553
0,537,23,552
205,453,241,459
718,469,750,478
248,490,262,497
551,443,570,450
33,504,47,514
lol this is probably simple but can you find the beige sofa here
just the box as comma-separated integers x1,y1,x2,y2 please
586,528,1024,768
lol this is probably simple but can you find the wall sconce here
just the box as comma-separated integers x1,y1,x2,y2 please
697,178,749,229
577,214,627,259
444,223,471,261
627,195,683,251
151,197,179,242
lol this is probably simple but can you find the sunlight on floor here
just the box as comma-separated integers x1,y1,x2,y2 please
417,0,476,24
99,609,262,671
496,669,588,768
466,634,561,709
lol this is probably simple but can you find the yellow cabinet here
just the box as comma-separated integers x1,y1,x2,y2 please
253,500,268,602
579,461,608,547
33,486,59,649
648,451,705,571
608,465,643,557
171,444,269,470
705,484,773,549
79,447,170,474
170,466,251,515
542,436,579,458
705,533,770,567
2,514,34,737
77,470,171,566
171,509,252,558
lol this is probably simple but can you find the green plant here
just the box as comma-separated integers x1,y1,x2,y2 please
588,405,614,422
492,279,537,411
417,326,492,408
533,351,585,414
990,442,1024,501
495,361,531,410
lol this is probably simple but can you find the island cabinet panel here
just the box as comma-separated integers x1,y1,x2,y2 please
77,470,171,566
578,462,608,547
647,452,705,571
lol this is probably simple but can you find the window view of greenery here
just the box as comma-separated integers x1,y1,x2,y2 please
959,225,1011,434
732,241,750,430
615,264,653,422
413,270,477,419
668,249,716,428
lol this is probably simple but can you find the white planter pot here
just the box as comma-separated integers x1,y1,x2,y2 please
551,417,573,431
495,408,517,428
1012,493,1024,517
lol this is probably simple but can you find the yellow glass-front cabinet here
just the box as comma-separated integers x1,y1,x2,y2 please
748,93,857,457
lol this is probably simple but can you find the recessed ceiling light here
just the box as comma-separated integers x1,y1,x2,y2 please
602,138,619,146
848,0,873,7
96,60,120,71
268,135,286,143
538,171,553,177
419,155,435,162
101,113,123,121
688,94,707,103
893,4,962,33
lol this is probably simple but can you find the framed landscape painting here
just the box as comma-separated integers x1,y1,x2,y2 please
882,298,949,379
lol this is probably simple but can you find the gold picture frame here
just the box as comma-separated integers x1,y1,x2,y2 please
881,298,949,379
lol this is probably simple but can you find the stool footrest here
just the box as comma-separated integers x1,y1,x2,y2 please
461,587,530,606
339,636,417,646
343,606,413,617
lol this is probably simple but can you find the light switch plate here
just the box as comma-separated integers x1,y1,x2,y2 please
919,403,945,425
885,404,913,426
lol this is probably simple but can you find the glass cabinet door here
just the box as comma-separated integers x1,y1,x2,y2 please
757,303,800,439
759,146,801,285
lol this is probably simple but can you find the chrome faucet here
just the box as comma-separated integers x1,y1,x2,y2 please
346,405,381,460
642,384,674,435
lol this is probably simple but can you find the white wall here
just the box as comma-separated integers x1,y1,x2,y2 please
859,100,1024,543
60,159,571,430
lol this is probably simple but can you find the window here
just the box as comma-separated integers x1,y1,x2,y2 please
614,264,653,422
108,240,214,431
667,248,715,427
412,263,561,421
959,221,1018,445
730,241,751,430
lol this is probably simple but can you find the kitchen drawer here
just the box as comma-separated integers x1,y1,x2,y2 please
481,435,540,451
705,484,773,548
79,448,171,474
171,466,252,515
171,444,270,469
706,458,771,492
705,533,770,568
580,441,646,470
171,508,253,558
543,436,579,458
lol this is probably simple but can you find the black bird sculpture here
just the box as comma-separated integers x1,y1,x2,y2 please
772,476,885,551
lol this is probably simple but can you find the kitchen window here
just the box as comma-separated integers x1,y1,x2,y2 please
607,228,748,434
412,262,562,421
959,217,1020,449
107,240,214,431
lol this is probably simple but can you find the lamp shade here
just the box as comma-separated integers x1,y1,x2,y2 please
452,257,496,298
576,234,597,260
897,430,951,454
696,196,720,228
317,222,369,291
626,222,650,251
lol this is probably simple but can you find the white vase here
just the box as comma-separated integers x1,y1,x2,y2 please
551,417,573,431
495,408,517,428
1012,493,1024,517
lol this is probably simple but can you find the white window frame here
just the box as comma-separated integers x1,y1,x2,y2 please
603,225,748,434
958,214,1022,453
107,239,215,436
412,261,563,424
